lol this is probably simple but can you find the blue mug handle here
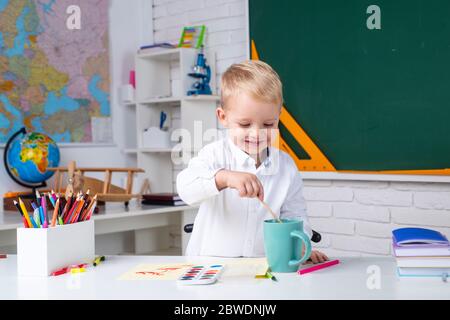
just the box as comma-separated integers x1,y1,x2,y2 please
288,230,312,268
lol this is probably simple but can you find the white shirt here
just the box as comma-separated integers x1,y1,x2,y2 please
176,138,312,257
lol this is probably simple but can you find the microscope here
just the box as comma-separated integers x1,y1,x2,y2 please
187,46,212,96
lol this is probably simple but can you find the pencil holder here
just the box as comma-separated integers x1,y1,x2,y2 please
17,220,95,277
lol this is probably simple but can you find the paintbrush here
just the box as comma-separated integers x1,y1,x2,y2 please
258,198,282,223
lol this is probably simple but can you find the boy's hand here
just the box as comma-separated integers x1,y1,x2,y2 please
215,169,264,200
302,249,329,264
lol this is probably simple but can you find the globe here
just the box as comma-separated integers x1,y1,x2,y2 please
4,128,60,188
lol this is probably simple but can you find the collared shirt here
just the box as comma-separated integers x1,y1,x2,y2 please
176,138,312,257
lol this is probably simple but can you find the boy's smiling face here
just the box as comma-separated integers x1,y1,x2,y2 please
217,93,281,158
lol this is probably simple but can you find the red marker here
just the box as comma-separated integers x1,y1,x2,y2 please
297,259,340,275
51,267,69,276
51,263,88,276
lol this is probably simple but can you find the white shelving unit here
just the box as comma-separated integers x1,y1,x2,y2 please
132,47,220,194
118,48,219,255
122,102,138,168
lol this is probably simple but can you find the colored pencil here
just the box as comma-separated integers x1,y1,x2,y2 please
85,200,97,221
13,200,28,228
18,198,33,228
33,208,41,228
81,194,97,221
51,198,60,227
35,190,45,225
64,195,80,224
61,194,72,221
297,259,340,275
47,192,56,208
51,190,57,203
70,199,85,224
41,194,48,228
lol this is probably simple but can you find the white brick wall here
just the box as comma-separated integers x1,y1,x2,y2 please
303,180,450,257
153,0,248,94
153,0,450,257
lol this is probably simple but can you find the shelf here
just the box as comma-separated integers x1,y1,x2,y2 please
138,95,220,105
139,147,175,153
134,147,201,154
184,95,221,101
137,47,196,61
124,101,136,106
123,148,138,154
145,247,182,256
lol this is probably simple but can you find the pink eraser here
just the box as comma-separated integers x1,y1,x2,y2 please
297,259,340,275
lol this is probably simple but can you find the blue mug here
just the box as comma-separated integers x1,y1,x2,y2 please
263,219,312,273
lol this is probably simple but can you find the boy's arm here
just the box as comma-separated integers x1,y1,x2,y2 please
176,147,224,206
280,171,313,239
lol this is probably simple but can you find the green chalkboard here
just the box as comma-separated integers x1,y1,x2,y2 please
249,0,450,171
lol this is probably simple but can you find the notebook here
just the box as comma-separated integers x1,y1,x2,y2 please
392,242,450,257
396,256,450,268
142,199,185,206
392,228,449,246
397,267,450,277
142,193,182,201
141,193,185,206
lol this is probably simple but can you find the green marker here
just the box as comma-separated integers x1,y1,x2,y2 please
266,271,278,282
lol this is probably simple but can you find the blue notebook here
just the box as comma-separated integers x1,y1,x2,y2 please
392,228,449,246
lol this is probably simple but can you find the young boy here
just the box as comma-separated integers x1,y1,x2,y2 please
177,60,328,263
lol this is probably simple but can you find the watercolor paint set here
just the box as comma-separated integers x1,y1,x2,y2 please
177,264,224,285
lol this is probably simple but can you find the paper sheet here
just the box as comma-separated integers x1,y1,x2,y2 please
220,258,268,278
118,263,194,280
117,258,269,281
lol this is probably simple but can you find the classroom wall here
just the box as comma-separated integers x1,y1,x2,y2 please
154,0,450,257
0,0,151,204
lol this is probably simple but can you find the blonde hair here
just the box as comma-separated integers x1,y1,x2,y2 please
220,60,283,108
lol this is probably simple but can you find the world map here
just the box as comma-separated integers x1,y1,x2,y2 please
0,0,110,143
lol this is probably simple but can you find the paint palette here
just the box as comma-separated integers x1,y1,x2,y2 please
177,265,224,285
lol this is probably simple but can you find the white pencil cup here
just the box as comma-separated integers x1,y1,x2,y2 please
17,220,95,277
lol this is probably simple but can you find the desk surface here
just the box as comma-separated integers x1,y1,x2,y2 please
0,203,194,231
0,255,448,300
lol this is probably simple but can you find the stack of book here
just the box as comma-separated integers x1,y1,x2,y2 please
141,193,185,206
137,43,176,54
392,227,450,278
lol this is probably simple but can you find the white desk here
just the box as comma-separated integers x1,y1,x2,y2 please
0,203,198,254
0,255,448,300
